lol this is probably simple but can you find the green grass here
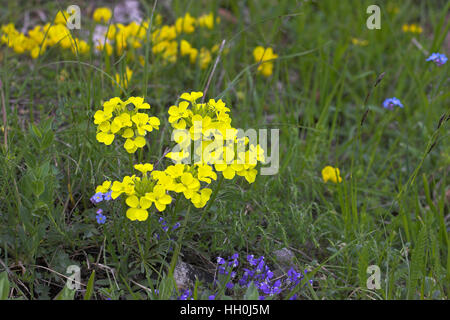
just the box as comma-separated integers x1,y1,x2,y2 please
0,0,449,300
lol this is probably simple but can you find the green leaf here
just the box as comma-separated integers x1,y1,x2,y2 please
243,282,260,300
84,270,95,300
0,272,10,300
32,180,45,197
408,226,427,299
158,275,176,300
31,124,42,139
54,285,76,300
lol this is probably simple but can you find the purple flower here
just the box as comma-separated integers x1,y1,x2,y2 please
217,257,226,265
208,294,216,300
225,282,234,289
103,191,112,201
96,212,106,224
382,97,403,110
172,222,180,231
256,259,265,273
218,266,228,275
426,53,447,66
90,192,103,204
178,289,193,300
159,217,169,232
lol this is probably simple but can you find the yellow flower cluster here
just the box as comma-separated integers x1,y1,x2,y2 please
253,46,278,77
351,38,369,46
93,11,219,69
167,91,265,184
95,91,266,222
96,162,216,221
0,12,89,59
1,9,219,70
93,7,113,24
94,96,160,153
402,24,423,34
147,12,219,68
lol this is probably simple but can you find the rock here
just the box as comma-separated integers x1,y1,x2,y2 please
273,248,296,275
173,259,214,290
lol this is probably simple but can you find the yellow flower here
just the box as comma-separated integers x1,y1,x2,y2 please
110,176,136,199
196,164,217,183
236,166,258,183
96,181,112,193
402,24,422,34
351,38,369,46
166,150,190,163
253,46,278,77
199,47,212,69
132,113,160,135
124,136,146,153
71,39,90,55
180,91,204,103
180,172,201,199
94,109,113,124
168,101,191,126
134,163,154,175
96,41,113,56
54,11,69,25
197,13,215,29
322,166,342,183
175,13,196,34
93,7,112,24
96,131,115,145
114,66,133,89
191,188,212,208
126,195,150,221
145,185,172,211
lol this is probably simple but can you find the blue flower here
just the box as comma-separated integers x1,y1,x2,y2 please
159,217,169,232
208,294,216,300
426,53,447,66
103,190,112,201
382,97,403,110
172,222,180,230
178,289,193,300
90,192,103,204
96,212,106,224
217,257,226,265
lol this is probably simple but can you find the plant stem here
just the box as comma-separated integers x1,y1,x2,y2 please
168,206,190,277
196,174,224,227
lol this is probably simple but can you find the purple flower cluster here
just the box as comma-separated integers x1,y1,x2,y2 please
214,253,312,300
96,209,106,224
382,97,403,110
158,217,181,233
178,289,193,300
426,53,447,66
90,190,113,204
